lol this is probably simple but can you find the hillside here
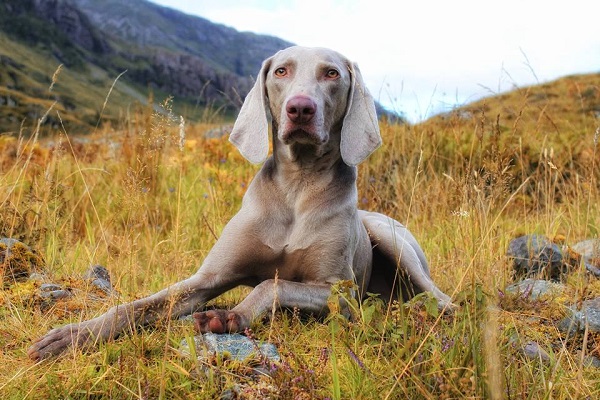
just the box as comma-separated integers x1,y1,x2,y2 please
424,73,600,133
0,0,293,135
412,73,600,187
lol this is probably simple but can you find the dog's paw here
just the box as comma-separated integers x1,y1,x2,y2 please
28,323,90,361
192,310,243,333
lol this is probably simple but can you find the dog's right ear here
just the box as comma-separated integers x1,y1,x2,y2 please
229,58,272,164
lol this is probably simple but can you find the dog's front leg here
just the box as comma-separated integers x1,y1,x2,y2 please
27,210,269,360
28,269,237,361
193,279,335,333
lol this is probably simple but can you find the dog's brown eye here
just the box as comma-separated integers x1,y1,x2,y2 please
326,69,339,79
274,67,287,77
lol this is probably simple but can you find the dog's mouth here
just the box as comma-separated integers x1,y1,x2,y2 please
282,127,326,145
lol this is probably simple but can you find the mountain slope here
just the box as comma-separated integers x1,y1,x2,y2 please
426,73,600,131
74,0,288,78
413,72,600,190
0,0,292,135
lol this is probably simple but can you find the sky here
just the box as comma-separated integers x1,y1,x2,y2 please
150,0,599,122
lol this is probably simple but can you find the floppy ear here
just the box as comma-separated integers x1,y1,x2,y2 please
229,58,272,164
340,62,382,166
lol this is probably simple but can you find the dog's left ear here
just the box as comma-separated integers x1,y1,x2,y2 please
229,58,272,164
340,62,382,166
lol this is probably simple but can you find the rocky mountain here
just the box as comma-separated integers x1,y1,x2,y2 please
0,0,293,134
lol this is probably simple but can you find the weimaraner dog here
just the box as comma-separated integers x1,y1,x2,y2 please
29,46,451,360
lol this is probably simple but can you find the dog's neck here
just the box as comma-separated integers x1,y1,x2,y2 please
259,122,357,207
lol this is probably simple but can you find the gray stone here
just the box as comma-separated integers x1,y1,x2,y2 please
39,283,63,292
28,272,48,282
505,279,564,300
507,235,568,280
180,333,280,362
39,289,71,300
584,262,600,277
558,297,600,335
572,239,600,259
583,356,600,368
522,341,551,363
38,283,71,301
571,239,600,277
0,237,21,249
83,264,115,294
220,386,242,400
83,265,111,282
90,278,113,293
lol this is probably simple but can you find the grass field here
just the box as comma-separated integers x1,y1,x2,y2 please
1,72,599,399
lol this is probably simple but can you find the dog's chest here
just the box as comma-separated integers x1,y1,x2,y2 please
256,212,352,281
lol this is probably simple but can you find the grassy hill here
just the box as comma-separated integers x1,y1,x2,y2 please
423,72,600,156
0,31,149,136
397,73,600,214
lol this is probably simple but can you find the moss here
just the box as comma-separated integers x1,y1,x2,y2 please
0,238,44,286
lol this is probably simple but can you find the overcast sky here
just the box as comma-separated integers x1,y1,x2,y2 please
150,0,599,122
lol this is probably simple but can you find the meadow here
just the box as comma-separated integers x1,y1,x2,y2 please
1,72,599,399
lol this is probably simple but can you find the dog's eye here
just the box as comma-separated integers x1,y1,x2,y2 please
326,69,339,79
274,67,287,77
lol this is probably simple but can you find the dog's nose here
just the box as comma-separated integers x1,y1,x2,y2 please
286,96,316,124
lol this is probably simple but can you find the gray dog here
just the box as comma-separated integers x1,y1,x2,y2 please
29,46,451,360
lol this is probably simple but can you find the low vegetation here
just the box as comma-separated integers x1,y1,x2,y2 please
0,71,599,398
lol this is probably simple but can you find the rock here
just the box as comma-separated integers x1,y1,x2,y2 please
39,283,63,292
39,289,71,300
505,279,565,300
572,239,600,261
83,264,115,294
583,262,600,277
28,272,49,282
29,0,110,53
522,341,551,363
178,314,194,323
180,333,280,363
571,239,600,276
220,385,242,400
83,265,111,282
0,238,45,285
38,282,72,300
558,297,600,335
583,356,600,368
90,278,113,293
507,235,568,280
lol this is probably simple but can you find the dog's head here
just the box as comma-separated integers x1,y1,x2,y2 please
229,46,381,166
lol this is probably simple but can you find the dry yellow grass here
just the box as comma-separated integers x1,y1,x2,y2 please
0,73,599,398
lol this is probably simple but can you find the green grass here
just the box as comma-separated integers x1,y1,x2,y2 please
0,72,599,399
